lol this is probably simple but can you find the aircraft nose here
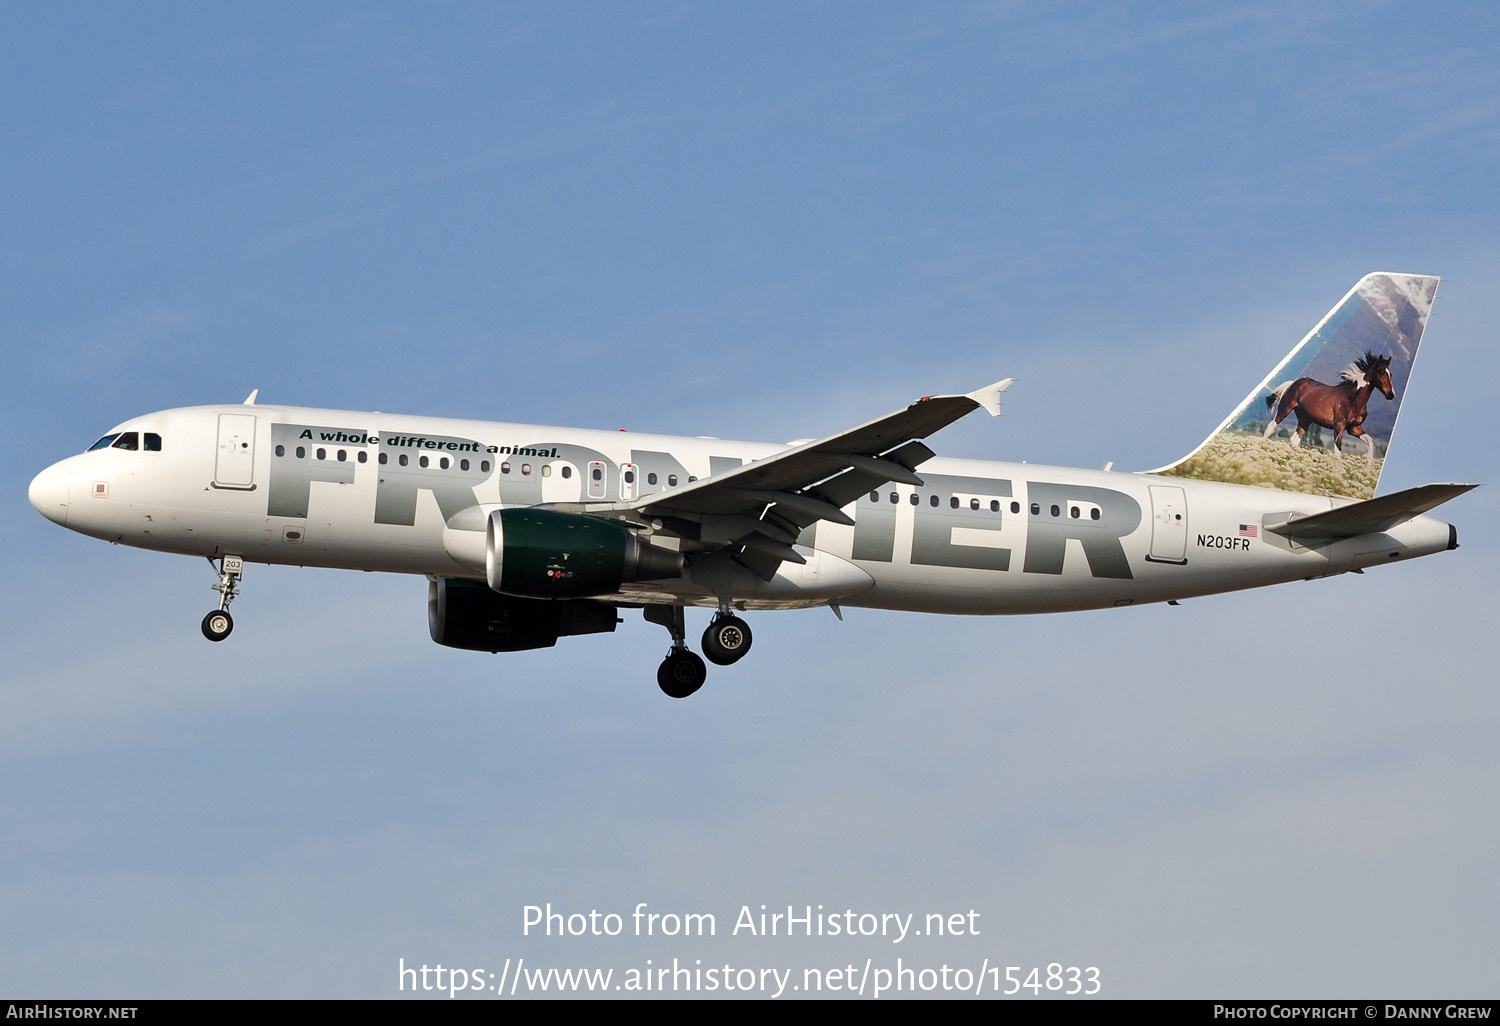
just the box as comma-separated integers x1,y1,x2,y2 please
28,463,70,526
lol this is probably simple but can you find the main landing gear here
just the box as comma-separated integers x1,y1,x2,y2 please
658,649,707,700
201,554,243,642
702,613,753,666
645,605,754,698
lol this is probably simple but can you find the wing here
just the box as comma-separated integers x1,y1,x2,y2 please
550,378,1014,581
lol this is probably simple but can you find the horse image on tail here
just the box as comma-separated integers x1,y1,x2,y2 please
1262,351,1395,461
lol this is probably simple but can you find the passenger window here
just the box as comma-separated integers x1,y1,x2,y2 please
889,492,898,504
648,472,657,485
688,476,697,483
358,451,368,464
1091,508,1101,521
275,444,285,457
930,494,939,507
337,449,347,462
563,466,574,479
419,455,429,468
1031,503,1040,515
541,464,551,477
460,458,469,471
481,460,490,472
379,452,388,465
870,490,879,502
399,454,409,467
441,457,450,470
1070,506,1080,518
112,432,139,450
316,447,326,460
591,467,603,482
668,475,678,487
991,500,1000,512
522,464,532,475
1011,501,1020,514
144,433,162,451
296,446,306,459
502,462,511,474
909,493,919,506
971,498,980,510
624,470,635,484
1051,504,1060,517
950,496,959,509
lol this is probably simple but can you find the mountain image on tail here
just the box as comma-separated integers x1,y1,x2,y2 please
1157,272,1439,500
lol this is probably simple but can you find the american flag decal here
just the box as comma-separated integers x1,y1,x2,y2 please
1238,523,1258,538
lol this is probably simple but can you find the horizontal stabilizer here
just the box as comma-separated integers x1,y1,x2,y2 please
1265,483,1477,541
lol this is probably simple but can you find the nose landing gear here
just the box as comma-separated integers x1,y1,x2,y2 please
201,555,243,642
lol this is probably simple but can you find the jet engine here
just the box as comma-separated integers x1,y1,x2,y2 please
486,508,683,599
428,577,620,652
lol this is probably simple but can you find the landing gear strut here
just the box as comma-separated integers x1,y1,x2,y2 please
645,605,707,699
702,613,753,665
201,555,243,642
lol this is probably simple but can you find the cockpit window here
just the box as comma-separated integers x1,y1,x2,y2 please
87,431,161,452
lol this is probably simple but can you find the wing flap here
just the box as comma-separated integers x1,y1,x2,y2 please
735,489,856,527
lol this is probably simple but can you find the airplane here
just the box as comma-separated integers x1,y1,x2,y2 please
27,272,1475,698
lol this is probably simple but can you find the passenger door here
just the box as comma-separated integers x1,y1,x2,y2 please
1146,485,1187,564
214,414,257,489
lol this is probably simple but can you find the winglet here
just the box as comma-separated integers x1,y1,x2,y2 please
965,377,1015,417
242,389,259,406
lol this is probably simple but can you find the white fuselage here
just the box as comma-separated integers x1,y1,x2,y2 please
28,403,1456,613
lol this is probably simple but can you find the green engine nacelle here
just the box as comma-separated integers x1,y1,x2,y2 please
485,508,683,599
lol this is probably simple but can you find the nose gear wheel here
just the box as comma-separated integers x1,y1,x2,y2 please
201,609,233,641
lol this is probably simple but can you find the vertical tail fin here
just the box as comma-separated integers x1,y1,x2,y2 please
1154,272,1439,499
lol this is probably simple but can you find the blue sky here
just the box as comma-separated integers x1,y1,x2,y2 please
4,2,1498,998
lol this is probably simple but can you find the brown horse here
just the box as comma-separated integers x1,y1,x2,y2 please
1261,351,1394,460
